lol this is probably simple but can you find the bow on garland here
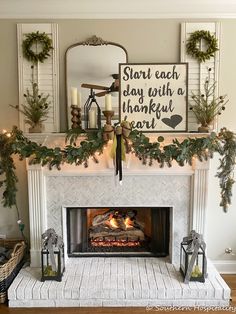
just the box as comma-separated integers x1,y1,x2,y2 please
103,120,131,183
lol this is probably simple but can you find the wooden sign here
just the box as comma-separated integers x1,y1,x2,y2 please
119,63,188,132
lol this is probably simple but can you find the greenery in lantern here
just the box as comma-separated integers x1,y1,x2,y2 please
189,68,229,132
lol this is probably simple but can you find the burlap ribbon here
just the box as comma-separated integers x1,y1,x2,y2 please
182,230,207,284
103,121,131,183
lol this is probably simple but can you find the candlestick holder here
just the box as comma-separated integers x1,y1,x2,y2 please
71,105,82,129
102,110,114,125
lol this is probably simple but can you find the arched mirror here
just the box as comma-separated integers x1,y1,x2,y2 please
66,35,128,129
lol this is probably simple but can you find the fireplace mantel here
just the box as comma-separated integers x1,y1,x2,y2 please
26,132,210,267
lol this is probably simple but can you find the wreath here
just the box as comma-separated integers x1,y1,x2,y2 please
186,30,218,63
22,31,53,63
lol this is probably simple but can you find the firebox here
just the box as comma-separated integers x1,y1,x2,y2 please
66,207,170,257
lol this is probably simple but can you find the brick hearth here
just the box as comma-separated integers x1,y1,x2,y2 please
8,258,230,307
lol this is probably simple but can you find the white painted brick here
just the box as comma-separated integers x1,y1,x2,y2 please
101,288,110,299
8,274,24,300
110,289,118,299
79,288,88,299
55,299,81,307
10,300,55,307
24,277,35,300
117,289,125,299
40,280,51,299
79,299,103,307
32,280,44,300
16,276,30,300
48,281,58,300
56,280,66,299
133,288,141,299
157,288,165,299
141,288,150,299
125,287,133,299
7,258,231,308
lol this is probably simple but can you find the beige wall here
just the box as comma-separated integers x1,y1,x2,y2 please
0,19,236,265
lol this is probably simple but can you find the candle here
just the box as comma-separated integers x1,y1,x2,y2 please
71,87,77,106
89,109,96,128
105,94,112,111
77,92,81,108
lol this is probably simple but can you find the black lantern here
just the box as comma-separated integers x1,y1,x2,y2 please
180,230,207,283
41,228,65,282
84,89,101,130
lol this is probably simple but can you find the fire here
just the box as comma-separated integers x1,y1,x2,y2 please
124,217,134,229
109,217,119,229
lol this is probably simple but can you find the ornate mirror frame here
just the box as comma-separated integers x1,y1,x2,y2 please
65,35,128,129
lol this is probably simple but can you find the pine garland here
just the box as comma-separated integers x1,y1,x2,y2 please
0,127,235,212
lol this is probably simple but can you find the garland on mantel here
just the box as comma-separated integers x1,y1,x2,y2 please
0,127,235,212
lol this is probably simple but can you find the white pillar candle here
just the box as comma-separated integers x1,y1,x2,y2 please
71,87,77,106
89,109,96,128
105,94,112,111
77,92,81,108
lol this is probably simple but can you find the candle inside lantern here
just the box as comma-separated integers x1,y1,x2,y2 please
105,94,112,111
89,109,96,128
71,87,77,106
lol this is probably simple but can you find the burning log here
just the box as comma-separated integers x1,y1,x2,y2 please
89,209,146,243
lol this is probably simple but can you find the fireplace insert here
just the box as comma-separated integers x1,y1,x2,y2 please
67,207,170,257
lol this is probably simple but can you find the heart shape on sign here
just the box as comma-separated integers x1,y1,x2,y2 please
161,115,183,129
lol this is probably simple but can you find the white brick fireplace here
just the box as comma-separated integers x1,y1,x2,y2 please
26,134,209,268
8,134,231,308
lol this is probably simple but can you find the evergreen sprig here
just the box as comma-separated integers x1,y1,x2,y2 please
189,68,229,127
10,66,50,128
216,128,236,212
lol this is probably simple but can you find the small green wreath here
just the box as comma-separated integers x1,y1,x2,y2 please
22,31,53,64
186,30,218,63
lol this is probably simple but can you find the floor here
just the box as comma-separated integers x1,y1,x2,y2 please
6,258,230,308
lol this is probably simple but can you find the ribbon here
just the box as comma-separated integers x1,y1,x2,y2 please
106,121,131,184
42,228,64,272
182,230,207,284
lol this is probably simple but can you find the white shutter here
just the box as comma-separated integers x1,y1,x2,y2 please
17,24,59,133
181,22,221,132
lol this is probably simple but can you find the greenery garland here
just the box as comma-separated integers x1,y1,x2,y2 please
0,127,235,212
22,31,53,63
186,30,218,63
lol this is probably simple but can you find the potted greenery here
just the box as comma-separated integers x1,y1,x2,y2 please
10,66,50,133
189,68,228,132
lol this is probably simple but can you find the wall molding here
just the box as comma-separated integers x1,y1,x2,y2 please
212,260,236,274
1,0,236,19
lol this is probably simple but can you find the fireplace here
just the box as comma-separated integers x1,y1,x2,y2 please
25,133,210,267
67,207,170,257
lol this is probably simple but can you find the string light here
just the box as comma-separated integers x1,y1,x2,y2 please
2,129,7,134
